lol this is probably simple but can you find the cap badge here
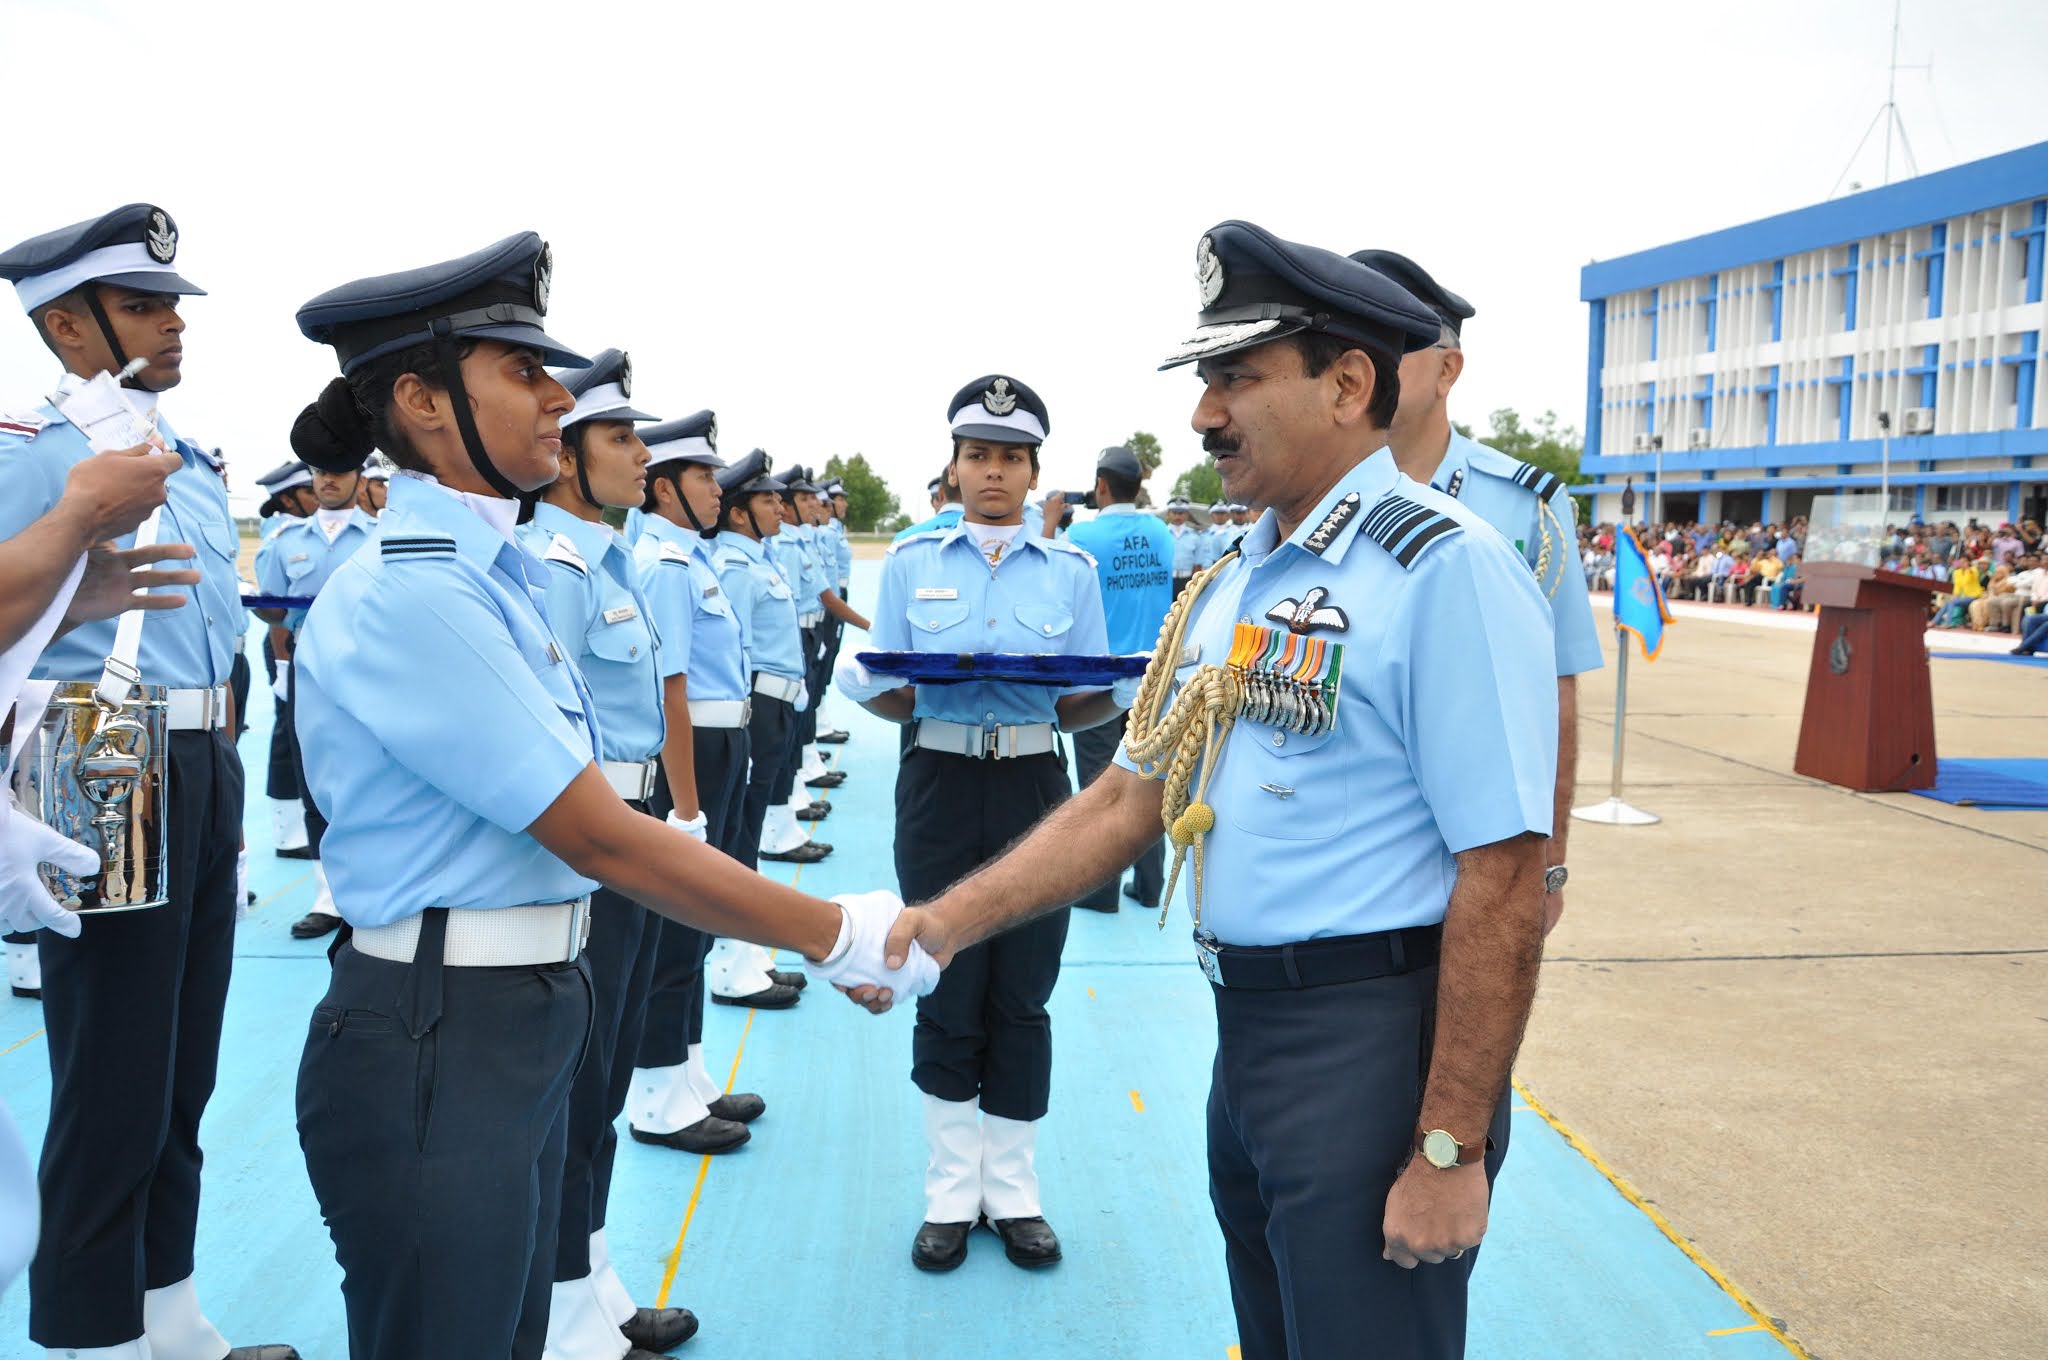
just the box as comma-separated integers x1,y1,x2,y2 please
617,352,632,397
1196,235,1224,307
533,243,553,312
1266,587,1350,635
705,416,719,450
145,210,177,264
982,378,1018,417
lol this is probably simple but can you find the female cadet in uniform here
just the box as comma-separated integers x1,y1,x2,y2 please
839,374,1124,1273
286,234,922,1360
627,411,778,1152
512,348,701,1358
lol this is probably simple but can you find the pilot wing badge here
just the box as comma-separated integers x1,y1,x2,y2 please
1265,587,1349,635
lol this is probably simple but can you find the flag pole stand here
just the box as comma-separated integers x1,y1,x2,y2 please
1571,627,1660,826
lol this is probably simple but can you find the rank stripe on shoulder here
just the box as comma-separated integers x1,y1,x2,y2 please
1359,494,1463,569
1511,462,1564,503
381,535,456,560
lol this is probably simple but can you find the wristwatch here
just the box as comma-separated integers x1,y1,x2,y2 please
1415,1127,1491,1169
1543,864,1568,895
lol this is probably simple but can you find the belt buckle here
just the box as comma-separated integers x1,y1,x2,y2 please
1195,930,1222,985
980,726,1000,759
740,698,753,725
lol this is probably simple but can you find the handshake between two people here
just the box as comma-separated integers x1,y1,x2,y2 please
805,890,958,1014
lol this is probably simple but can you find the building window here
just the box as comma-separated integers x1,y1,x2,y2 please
1932,483,2004,514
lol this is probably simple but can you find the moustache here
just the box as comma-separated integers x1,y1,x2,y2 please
1203,433,1241,455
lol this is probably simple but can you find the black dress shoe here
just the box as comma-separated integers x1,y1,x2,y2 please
227,1347,304,1360
630,1115,750,1154
10,985,38,1000
794,801,831,822
816,728,850,744
912,1220,972,1272
767,968,807,991
628,1349,680,1359
1076,899,1119,914
276,845,316,860
708,1091,766,1123
621,1305,699,1351
990,1216,1062,1268
290,912,342,939
711,982,801,1009
804,769,847,788
760,841,830,863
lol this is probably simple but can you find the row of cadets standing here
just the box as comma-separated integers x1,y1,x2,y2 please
813,474,856,745
1057,444,1174,914
1353,247,1602,937
251,441,376,939
0,204,300,1358
285,230,878,1359
837,373,1127,1274
510,346,702,1359
766,466,836,854
625,409,775,1154
250,461,319,862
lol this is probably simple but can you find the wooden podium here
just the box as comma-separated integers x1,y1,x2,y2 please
1793,562,1942,791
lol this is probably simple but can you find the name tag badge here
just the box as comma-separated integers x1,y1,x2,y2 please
288,554,309,564
602,605,639,625
916,587,959,600
702,585,722,599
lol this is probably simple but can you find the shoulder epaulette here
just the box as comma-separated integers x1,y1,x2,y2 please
886,529,948,556
1359,493,1463,569
1046,536,1097,568
656,539,693,565
380,534,456,562
0,410,51,441
1467,443,1566,504
542,532,589,576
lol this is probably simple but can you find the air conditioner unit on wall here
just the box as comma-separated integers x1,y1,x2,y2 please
1632,432,1654,452
1687,429,1711,450
1902,407,1935,435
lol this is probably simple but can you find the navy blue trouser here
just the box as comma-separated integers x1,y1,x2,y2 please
1207,965,1512,1360
262,630,297,801
556,799,662,1280
299,936,591,1360
30,729,242,1347
1070,716,1165,910
639,726,749,1069
897,743,1072,1121
285,657,327,855
741,689,798,867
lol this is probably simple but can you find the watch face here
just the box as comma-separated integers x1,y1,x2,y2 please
1545,865,1569,893
1422,1129,1461,1169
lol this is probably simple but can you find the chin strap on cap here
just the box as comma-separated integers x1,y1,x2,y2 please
431,319,522,500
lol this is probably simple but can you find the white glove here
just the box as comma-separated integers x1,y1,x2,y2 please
666,810,709,843
0,797,92,938
1110,674,1143,709
806,890,941,998
271,659,290,702
833,653,907,704
794,681,810,713
235,847,252,922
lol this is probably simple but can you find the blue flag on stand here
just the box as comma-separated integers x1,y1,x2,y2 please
1612,527,1674,660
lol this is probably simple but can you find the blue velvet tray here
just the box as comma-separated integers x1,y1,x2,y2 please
857,650,1149,686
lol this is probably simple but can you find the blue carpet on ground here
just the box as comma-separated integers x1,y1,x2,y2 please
1907,757,2048,809
0,561,1802,1358
1929,649,2048,669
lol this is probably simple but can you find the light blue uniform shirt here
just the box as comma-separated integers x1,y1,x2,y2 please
633,515,750,702
1064,503,1174,655
295,477,601,925
713,530,804,682
254,507,377,631
1115,450,1556,946
1431,431,1602,678
828,517,853,588
0,401,240,687
871,523,1110,727
518,503,665,764
1171,521,1202,576
893,504,964,543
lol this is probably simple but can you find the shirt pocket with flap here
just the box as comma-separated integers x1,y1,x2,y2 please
1224,721,1348,842
584,606,654,668
1013,601,1074,643
906,600,971,641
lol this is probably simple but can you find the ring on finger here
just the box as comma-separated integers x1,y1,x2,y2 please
1450,1249,1466,1260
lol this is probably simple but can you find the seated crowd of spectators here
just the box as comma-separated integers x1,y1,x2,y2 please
1578,516,2048,649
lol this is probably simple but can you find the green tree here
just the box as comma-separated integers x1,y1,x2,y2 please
1171,458,1222,507
822,452,900,532
1125,431,1165,508
1454,409,1585,486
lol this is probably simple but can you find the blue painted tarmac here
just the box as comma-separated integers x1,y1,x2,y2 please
1,564,1794,1358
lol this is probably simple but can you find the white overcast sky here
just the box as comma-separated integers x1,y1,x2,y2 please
4,0,2045,517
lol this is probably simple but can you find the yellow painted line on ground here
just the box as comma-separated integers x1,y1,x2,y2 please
3,1028,46,1058
252,870,312,910
1128,1090,1145,1114
654,859,804,1308
1513,1079,1813,1359
1087,987,1096,999
1226,1346,1242,1359
1709,1323,1769,1336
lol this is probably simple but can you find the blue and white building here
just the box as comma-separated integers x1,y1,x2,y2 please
1578,139,2048,530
